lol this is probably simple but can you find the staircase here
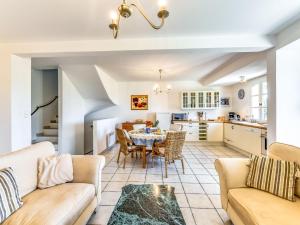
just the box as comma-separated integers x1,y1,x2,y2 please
32,115,59,151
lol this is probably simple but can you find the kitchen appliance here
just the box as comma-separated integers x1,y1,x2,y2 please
172,113,188,121
261,130,268,155
228,112,236,120
228,112,240,121
198,112,206,121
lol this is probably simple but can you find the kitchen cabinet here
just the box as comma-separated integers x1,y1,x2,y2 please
224,123,263,155
181,91,220,109
175,122,199,141
207,123,223,142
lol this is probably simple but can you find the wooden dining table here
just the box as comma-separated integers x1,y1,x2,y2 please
128,130,166,168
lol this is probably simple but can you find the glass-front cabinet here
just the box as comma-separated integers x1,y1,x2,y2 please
181,91,220,109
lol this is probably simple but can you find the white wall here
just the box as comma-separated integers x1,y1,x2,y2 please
31,69,58,140
87,81,233,123
31,69,44,139
42,70,58,125
11,55,32,151
0,52,12,153
59,70,85,155
276,39,300,147
231,76,267,119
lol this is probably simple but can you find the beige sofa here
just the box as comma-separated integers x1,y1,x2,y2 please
215,142,300,225
0,142,105,225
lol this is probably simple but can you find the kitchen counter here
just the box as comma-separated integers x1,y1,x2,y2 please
173,120,267,130
225,121,267,130
173,120,224,123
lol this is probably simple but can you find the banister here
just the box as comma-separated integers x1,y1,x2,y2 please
31,96,58,116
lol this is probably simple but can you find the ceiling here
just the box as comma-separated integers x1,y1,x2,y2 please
32,50,237,81
1,0,300,42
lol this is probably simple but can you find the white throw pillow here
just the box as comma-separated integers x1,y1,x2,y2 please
38,154,73,189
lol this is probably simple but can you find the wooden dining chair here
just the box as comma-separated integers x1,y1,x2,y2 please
116,128,142,168
152,131,186,177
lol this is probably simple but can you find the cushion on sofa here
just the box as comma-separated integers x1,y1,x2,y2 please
0,168,23,223
2,183,95,225
38,154,73,189
0,142,55,197
246,154,297,201
228,188,300,225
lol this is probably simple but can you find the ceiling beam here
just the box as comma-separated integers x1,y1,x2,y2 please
199,51,267,86
1,35,274,57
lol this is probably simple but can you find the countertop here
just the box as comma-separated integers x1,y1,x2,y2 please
225,121,267,130
173,120,267,130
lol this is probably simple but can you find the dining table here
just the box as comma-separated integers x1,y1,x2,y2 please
128,130,167,168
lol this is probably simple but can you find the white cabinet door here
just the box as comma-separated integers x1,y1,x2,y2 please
224,123,262,155
238,127,262,155
207,123,223,142
181,123,199,141
224,123,236,144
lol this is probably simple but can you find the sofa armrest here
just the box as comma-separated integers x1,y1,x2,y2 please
214,158,250,210
72,155,105,204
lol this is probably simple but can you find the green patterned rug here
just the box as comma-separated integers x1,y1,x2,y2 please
107,184,186,225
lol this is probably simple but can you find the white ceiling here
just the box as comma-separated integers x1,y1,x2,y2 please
1,0,300,42
32,50,237,81
211,59,267,86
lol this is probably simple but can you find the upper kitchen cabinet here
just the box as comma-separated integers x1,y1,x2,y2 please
181,91,220,109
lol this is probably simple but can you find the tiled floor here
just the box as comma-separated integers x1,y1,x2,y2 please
88,142,245,225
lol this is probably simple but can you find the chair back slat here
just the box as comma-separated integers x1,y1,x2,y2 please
116,128,129,154
164,131,186,160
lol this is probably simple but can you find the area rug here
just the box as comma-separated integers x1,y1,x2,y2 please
107,184,186,225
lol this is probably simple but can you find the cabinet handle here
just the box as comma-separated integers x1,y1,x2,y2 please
231,126,234,129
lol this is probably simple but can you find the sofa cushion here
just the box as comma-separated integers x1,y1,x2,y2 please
246,155,297,201
0,142,55,197
0,168,23,223
38,154,73,189
228,188,300,225
2,183,95,225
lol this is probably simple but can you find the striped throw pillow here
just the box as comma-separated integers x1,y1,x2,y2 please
0,167,23,223
246,155,297,201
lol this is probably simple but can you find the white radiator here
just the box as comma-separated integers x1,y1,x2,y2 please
106,131,116,149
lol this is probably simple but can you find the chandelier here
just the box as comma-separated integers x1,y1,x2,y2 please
153,69,172,94
109,0,169,39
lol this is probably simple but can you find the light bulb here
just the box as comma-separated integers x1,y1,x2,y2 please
158,0,167,10
110,11,118,23
166,84,172,90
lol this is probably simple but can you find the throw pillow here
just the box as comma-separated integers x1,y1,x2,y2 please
0,167,23,223
246,154,297,201
38,154,73,189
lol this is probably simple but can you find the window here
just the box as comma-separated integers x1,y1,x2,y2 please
251,81,268,121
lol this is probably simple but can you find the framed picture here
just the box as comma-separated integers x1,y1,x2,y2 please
131,95,148,110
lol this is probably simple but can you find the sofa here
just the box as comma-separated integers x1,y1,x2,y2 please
215,142,300,225
0,142,105,225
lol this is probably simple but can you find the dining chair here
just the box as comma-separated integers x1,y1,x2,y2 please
170,124,183,131
152,131,186,177
116,128,142,168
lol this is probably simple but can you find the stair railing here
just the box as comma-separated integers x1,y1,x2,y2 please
31,96,58,116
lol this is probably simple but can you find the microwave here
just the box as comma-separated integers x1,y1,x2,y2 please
172,113,188,121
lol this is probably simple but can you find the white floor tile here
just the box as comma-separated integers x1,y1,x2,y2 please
202,184,221,194
191,209,223,225
104,182,126,192
175,194,189,208
186,194,214,208
100,192,121,206
182,183,204,194
88,206,115,225
180,208,196,225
